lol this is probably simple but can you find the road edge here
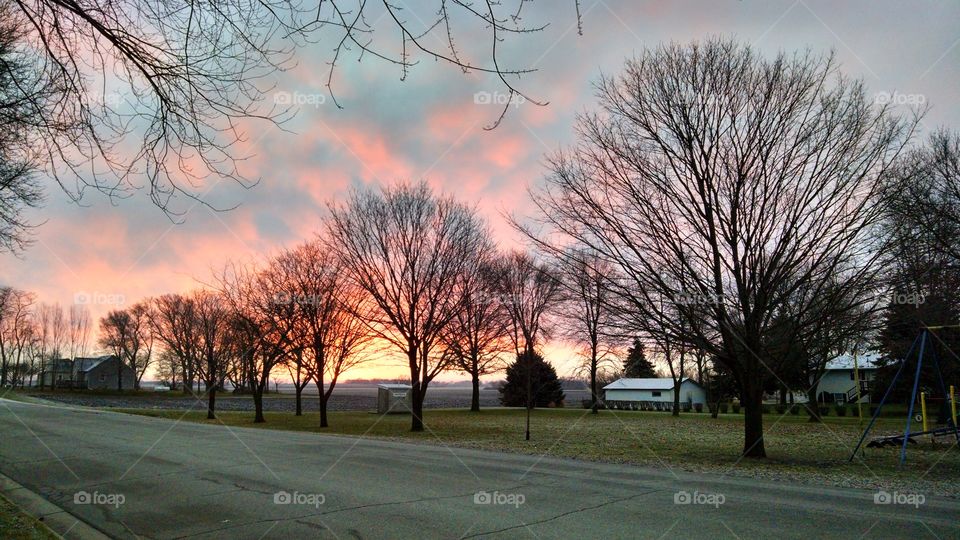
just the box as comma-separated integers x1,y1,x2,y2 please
0,472,110,540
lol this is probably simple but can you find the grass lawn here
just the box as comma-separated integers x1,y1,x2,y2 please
0,494,58,540
116,406,960,496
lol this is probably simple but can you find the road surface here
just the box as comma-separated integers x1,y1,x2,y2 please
0,398,956,539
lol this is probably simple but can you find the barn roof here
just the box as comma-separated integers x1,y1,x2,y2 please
602,377,698,391
824,353,880,371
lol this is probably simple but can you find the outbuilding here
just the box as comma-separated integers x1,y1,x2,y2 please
603,377,706,409
377,383,413,414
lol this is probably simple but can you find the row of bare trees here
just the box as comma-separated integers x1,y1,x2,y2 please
0,290,91,388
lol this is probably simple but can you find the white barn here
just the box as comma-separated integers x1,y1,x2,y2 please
603,377,707,406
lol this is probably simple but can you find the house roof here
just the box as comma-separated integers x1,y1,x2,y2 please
74,355,117,372
824,353,880,371
603,377,698,391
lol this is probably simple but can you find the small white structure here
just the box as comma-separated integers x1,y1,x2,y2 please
603,377,706,407
813,353,880,404
377,383,413,414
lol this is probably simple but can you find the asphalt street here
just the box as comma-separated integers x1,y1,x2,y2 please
0,398,957,539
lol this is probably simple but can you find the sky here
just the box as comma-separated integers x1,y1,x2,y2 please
3,0,959,381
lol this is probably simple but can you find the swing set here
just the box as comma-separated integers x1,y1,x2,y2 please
849,327,959,465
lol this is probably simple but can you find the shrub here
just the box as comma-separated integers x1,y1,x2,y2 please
818,405,831,417
694,403,703,413
790,404,800,415
776,404,786,414
682,403,692,412
719,402,729,414
708,403,718,415
732,402,741,414
761,405,771,414
834,404,847,417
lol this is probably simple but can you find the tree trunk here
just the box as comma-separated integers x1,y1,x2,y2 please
524,346,533,440
317,371,329,428
207,385,216,420
672,379,681,417
590,353,599,414
806,386,821,423
741,381,766,458
411,383,425,432
253,385,265,423
470,371,480,412
295,387,303,416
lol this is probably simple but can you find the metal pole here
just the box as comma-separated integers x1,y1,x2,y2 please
927,339,960,445
901,330,927,465
853,350,864,424
849,332,920,461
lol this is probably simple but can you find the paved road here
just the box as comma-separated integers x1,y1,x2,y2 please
0,398,957,539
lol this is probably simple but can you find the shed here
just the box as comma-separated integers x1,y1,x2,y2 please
603,377,706,406
377,384,412,414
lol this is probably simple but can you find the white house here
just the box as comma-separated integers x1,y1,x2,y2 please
813,353,880,404
603,377,707,407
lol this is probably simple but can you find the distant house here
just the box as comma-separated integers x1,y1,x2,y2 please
37,355,135,390
72,356,135,390
813,353,879,404
603,377,706,408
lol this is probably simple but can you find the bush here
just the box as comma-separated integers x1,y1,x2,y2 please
790,404,800,415
818,405,831,417
834,404,847,417
719,402,729,414
694,403,703,413
708,403,718,415
682,403,692,412
776,404,787,415
761,405,772,414
732,402,741,414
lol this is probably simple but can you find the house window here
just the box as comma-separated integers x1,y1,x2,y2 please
652,391,662,397
99,373,105,382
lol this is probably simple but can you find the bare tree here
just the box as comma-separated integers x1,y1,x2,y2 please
192,290,231,419
557,249,618,413
490,251,562,439
217,260,296,423
442,253,510,412
327,182,488,431
520,38,917,458
99,310,133,391
0,287,35,387
151,293,200,394
273,240,373,427
67,304,91,360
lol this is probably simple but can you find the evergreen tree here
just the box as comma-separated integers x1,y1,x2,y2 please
622,339,657,378
499,351,565,408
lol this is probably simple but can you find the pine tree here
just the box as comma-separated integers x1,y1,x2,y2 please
499,351,566,408
622,339,657,378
